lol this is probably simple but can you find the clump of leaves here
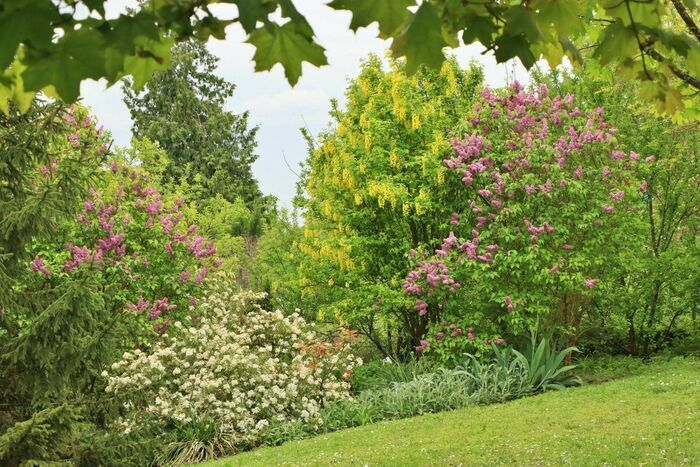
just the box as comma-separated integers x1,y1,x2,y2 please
513,331,582,391
457,344,533,403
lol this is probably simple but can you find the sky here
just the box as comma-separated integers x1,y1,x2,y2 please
81,1,529,209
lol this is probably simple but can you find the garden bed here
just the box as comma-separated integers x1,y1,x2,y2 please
200,357,699,466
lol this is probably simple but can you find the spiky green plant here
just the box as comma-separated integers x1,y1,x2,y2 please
512,331,582,391
457,344,534,403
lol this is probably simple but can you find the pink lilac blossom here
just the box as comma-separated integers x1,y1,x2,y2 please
538,179,552,193
403,260,459,296
149,297,177,319
30,256,51,276
610,190,625,201
127,298,151,312
193,267,209,285
611,150,625,160
68,133,80,148
63,244,99,271
180,270,191,283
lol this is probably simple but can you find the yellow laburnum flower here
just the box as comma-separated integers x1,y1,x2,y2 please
358,77,370,95
389,149,400,168
432,132,444,156
411,113,421,130
354,193,363,205
443,63,459,94
337,121,347,136
342,169,355,189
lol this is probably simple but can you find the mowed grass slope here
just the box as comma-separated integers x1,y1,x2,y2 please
202,358,699,466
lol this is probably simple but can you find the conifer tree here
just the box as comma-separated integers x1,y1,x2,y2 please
124,41,262,205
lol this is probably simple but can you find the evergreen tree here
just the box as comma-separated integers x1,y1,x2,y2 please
123,41,262,205
0,101,109,465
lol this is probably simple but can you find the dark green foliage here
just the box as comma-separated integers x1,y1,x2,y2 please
0,404,79,467
73,423,166,467
0,102,158,467
0,101,108,400
124,41,261,205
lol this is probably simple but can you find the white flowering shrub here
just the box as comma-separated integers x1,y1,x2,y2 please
105,274,361,444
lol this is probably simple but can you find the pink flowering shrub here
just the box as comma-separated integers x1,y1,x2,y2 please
30,152,219,337
405,83,649,362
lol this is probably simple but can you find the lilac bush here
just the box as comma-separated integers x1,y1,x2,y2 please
405,83,650,362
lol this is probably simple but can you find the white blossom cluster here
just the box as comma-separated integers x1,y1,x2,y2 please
105,276,361,441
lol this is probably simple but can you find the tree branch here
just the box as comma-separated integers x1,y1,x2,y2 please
643,44,700,90
670,0,700,42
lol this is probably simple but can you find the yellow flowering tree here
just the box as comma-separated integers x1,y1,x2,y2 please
297,55,483,358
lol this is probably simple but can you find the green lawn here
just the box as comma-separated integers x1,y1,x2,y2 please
202,358,700,466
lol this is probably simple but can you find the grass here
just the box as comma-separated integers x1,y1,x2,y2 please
200,357,699,466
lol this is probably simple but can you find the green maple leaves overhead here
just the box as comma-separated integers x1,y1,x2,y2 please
328,0,413,38
391,3,448,74
0,0,698,117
